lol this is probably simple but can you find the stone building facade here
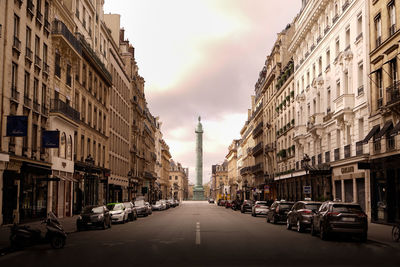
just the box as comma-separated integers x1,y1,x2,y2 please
169,160,188,201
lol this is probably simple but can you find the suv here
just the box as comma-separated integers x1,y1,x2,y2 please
266,201,295,224
310,201,368,241
287,201,322,232
241,200,254,213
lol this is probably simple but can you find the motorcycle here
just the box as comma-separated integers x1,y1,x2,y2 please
10,212,67,249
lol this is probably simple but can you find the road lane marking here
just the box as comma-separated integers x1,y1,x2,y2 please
196,222,201,245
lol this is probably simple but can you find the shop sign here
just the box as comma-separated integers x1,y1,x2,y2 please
6,116,28,136
341,166,354,174
303,186,311,194
42,131,60,148
264,185,270,194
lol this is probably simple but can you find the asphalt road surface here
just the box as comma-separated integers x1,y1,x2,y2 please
0,201,399,267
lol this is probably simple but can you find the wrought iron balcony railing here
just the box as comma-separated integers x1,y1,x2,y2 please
50,99,80,122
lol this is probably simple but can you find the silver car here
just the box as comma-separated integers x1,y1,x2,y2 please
123,202,138,221
152,201,166,211
107,203,129,223
251,201,270,217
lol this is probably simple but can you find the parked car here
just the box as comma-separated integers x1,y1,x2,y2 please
167,199,176,208
134,200,149,216
106,203,128,223
310,201,368,241
160,200,169,209
251,201,272,217
77,205,112,231
145,202,152,215
208,198,215,204
152,201,166,211
240,200,254,213
286,201,322,232
218,199,226,206
266,200,295,224
164,199,171,209
225,200,233,208
231,199,242,211
173,199,180,207
123,202,138,221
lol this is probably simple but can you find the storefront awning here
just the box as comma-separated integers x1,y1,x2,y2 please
389,121,400,136
363,125,380,144
375,121,393,140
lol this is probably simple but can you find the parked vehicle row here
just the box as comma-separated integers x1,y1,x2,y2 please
151,199,179,211
216,198,368,242
77,200,153,231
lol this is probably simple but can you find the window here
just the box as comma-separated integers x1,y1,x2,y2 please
376,69,383,99
335,38,340,58
60,132,66,158
34,35,40,56
326,49,330,69
75,0,80,19
32,124,37,152
358,62,364,92
336,79,340,98
169,176,171,180
389,1,396,36
33,78,38,102
375,14,382,47
44,1,49,21
358,119,364,140
41,84,46,107
43,43,48,64
11,62,18,91
26,27,31,50
345,27,350,49
357,13,363,37
67,135,72,160
344,71,349,94
81,135,84,161
14,14,19,39
88,102,92,125
24,72,30,97
389,59,397,85
81,97,86,122
175,176,178,180
87,138,91,158
66,64,72,87
55,51,61,78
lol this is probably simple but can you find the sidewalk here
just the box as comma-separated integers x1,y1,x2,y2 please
0,215,78,253
368,222,400,248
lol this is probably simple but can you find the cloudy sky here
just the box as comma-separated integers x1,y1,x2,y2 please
104,0,301,184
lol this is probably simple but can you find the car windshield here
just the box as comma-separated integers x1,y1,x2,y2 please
279,204,293,209
305,204,321,212
135,200,145,206
107,204,122,211
332,204,362,213
256,202,268,206
123,203,131,208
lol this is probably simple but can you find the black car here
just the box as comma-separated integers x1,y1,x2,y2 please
310,201,368,241
240,200,254,213
77,205,111,231
134,200,149,216
287,201,322,232
266,201,295,224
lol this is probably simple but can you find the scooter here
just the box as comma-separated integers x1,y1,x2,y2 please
10,212,67,249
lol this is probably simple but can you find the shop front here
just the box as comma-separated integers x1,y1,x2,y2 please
368,154,400,224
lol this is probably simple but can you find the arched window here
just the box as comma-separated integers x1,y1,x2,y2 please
60,132,66,158
67,135,72,160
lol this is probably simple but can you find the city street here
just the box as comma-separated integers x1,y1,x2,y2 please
0,201,399,266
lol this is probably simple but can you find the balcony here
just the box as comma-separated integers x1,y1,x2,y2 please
342,1,349,11
332,14,339,24
358,85,364,96
356,141,363,156
27,0,34,16
240,166,252,175
265,143,275,153
251,163,263,174
13,36,21,54
333,94,354,116
252,142,263,157
390,24,396,36
11,87,20,102
41,105,48,116
344,144,351,158
34,55,42,69
25,47,33,62
50,99,80,122
52,20,82,55
386,81,400,106
252,122,263,138
36,10,43,25
325,151,330,163
334,148,340,161
24,96,32,108
33,100,40,113
43,62,49,74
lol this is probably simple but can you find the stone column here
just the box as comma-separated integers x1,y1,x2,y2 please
193,116,205,200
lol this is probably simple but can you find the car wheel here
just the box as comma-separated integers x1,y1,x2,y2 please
297,220,304,233
272,215,277,224
320,225,328,240
267,215,270,223
50,235,66,249
310,222,316,236
286,218,292,230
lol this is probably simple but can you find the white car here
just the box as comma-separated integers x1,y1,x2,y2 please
251,201,270,217
152,201,166,211
107,203,128,223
